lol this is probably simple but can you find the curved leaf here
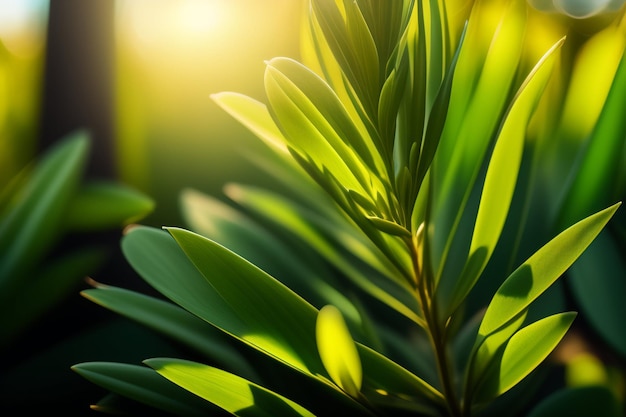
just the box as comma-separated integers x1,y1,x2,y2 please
442,37,564,318
146,358,315,417
473,312,576,403
317,305,362,398
478,202,619,337
123,226,319,375
71,362,217,416
81,282,258,381
211,92,288,153
264,57,383,198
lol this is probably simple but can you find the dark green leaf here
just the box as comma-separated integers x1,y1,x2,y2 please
72,362,217,416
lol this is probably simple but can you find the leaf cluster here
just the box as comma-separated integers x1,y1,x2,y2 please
72,1,624,416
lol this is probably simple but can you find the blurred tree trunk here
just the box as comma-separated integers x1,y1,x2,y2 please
39,0,115,178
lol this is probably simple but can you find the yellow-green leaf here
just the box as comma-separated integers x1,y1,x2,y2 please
478,202,619,337
442,38,564,318
316,305,362,398
146,358,315,417
474,312,576,403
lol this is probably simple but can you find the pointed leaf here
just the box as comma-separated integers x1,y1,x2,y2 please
317,305,362,397
122,226,319,375
264,57,384,196
81,283,258,381
72,362,216,416
180,188,363,331
474,312,576,402
211,92,288,153
478,203,619,337
64,181,154,231
146,358,315,417
466,310,527,397
443,38,563,317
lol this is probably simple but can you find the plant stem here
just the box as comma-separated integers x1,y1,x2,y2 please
408,237,462,417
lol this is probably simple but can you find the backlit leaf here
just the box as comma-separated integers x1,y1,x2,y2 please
473,312,576,403
146,358,315,417
72,362,216,416
316,305,362,397
442,38,563,317
478,203,619,337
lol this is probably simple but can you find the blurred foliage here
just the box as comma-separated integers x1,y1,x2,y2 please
72,0,625,416
0,13,46,185
0,131,154,411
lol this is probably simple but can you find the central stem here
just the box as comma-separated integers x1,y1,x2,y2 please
408,237,461,417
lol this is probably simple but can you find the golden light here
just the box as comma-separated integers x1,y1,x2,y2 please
113,0,303,223
0,0,48,57
118,0,239,55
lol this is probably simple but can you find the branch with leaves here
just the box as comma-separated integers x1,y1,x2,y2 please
73,1,624,416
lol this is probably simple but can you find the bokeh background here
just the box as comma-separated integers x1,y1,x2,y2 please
1,0,624,414
1,0,303,227
0,0,304,413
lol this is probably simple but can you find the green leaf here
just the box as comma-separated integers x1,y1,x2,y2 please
429,0,527,286
442,38,564,318
0,131,89,294
166,226,322,375
366,215,412,237
358,343,444,411
557,44,626,227
211,92,289,153
526,386,622,417
180,188,363,332
146,358,315,417
223,184,423,326
264,57,384,197
122,226,322,378
71,362,216,416
465,310,527,398
310,0,380,118
81,282,258,381
64,181,154,231
473,312,576,403
317,305,362,398
478,203,619,337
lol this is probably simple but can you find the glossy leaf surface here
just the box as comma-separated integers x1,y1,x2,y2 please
317,305,362,397
146,358,315,417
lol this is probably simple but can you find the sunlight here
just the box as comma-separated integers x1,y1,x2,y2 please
118,0,237,53
0,0,48,57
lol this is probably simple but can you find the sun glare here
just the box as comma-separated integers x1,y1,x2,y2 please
0,0,48,56
119,0,236,52
177,0,228,37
